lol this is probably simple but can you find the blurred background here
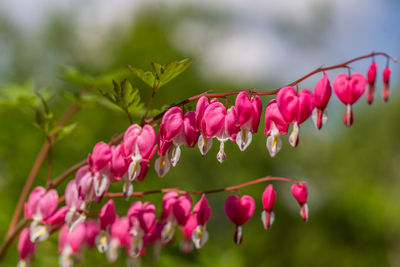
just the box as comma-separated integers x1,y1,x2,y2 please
0,0,399,266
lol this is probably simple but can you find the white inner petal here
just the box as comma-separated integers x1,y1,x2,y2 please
154,155,171,178
170,145,181,167
216,141,226,163
198,134,213,155
236,128,252,151
161,221,176,244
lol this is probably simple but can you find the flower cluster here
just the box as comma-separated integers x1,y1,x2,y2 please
18,183,308,267
15,54,395,267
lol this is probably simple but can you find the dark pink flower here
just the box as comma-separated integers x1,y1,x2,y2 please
109,144,129,182
17,227,36,266
264,99,289,157
195,96,219,155
88,142,112,173
225,195,255,244
382,67,392,102
99,200,116,230
234,91,262,151
312,73,332,130
180,214,197,253
84,220,100,248
261,185,276,230
291,183,309,221
192,194,211,249
333,73,366,127
367,61,377,105
277,86,315,147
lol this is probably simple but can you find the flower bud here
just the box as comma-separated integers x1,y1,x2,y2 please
291,183,309,221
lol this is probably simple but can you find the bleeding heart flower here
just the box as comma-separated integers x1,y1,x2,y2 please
123,124,156,181
107,217,131,262
312,73,332,130
195,96,215,155
17,227,36,267
291,183,309,222
234,91,262,151
109,144,129,182
201,101,240,163
333,73,366,127
264,99,289,157
261,184,276,230
160,192,192,244
95,200,116,253
382,67,392,102
277,86,315,147
366,61,377,105
180,214,197,253
224,195,255,244
84,220,100,249
58,223,86,267
88,142,112,173
24,187,59,243
192,194,211,249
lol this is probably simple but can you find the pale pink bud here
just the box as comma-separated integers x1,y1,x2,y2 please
333,73,366,127
161,192,178,221
382,67,392,102
291,183,309,221
367,61,377,105
18,227,36,261
225,195,255,245
88,142,112,172
24,186,46,219
99,200,116,230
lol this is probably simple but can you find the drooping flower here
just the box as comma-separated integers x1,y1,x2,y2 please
123,124,156,181
95,200,116,253
277,86,315,147
65,179,87,232
382,67,392,102
200,101,240,163
58,223,86,267
311,73,332,130
24,186,60,242
17,227,36,267
154,108,200,177
195,96,216,155
107,217,131,262
234,91,262,151
291,183,309,221
84,220,100,249
192,194,211,249
264,99,289,157
180,213,198,253
366,61,377,105
261,184,277,230
333,73,366,127
127,201,157,257
160,192,192,244
224,195,255,245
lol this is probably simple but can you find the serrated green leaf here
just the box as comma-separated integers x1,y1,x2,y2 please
151,58,192,88
98,88,116,104
127,66,156,88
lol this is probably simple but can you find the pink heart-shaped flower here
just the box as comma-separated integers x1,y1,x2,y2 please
333,73,366,105
277,86,299,123
225,195,255,226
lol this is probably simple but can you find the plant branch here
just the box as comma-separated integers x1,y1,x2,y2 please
104,176,299,198
140,83,159,126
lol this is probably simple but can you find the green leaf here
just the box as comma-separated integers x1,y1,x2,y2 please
60,66,95,85
151,58,192,88
56,123,77,142
127,66,156,88
120,79,139,107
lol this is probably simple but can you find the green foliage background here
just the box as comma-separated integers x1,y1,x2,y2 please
0,5,399,267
